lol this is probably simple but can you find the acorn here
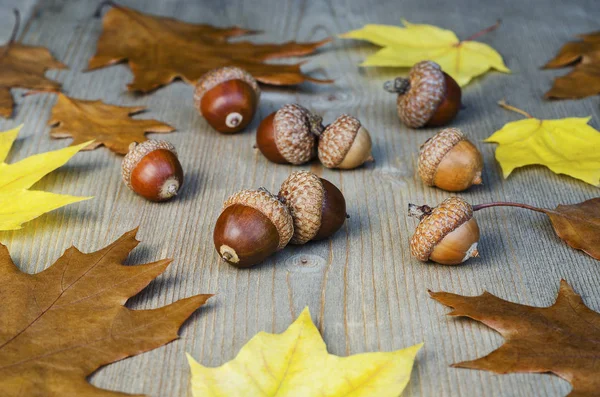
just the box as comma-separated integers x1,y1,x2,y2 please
408,197,479,265
256,104,322,165
384,61,462,128
194,66,260,133
418,128,483,192
214,188,294,268
122,140,184,202
278,171,347,244
318,114,373,169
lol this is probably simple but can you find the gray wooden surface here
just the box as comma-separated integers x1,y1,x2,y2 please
1,0,599,396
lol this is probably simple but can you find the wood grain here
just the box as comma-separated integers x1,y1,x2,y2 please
0,0,598,396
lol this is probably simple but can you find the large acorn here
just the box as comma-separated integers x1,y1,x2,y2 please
214,188,293,268
256,104,322,165
384,61,461,128
409,197,479,265
194,66,260,133
278,171,347,244
318,114,373,169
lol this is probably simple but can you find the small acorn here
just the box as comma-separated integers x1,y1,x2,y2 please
194,66,260,133
122,140,184,202
214,188,294,268
318,114,373,169
384,61,462,128
256,104,322,165
409,197,479,265
418,128,483,192
278,171,347,244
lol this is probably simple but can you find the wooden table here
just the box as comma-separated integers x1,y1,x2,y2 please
1,0,598,396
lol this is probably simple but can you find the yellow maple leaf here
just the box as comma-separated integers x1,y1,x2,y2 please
187,308,422,397
340,20,510,86
485,102,600,186
0,125,92,230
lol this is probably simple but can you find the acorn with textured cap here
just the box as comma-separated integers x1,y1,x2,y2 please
256,104,322,165
418,128,483,191
408,197,479,265
194,66,260,133
122,140,184,202
384,61,461,128
214,188,294,268
318,114,373,169
278,171,347,244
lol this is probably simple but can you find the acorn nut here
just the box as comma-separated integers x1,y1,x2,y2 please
318,114,373,169
384,61,461,128
122,140,184,202
194,66,260,133
409,197,480,265
214,188,294,268
418,128,483,191
278,171,347,244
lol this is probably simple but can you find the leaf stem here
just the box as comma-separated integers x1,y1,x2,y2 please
463,20,501,42
498,99,534,119
473,202,546,214
0,9,20,60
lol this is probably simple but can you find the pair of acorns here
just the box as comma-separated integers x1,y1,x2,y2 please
213,171,347,268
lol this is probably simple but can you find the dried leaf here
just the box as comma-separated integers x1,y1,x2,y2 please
0,229,212,396
48,93,174,154
0,125,92,230
339,20,510,86
430,280,600,397
187,308,422,397
88,5,331,92
543,32,600,99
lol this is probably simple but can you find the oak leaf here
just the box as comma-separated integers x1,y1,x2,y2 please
187,308,422,397
0,229,212,397
88,5,331,92
543,31,600,99
48,93,174,154
430,280,600,397
0,125,92,230
339,20,510,86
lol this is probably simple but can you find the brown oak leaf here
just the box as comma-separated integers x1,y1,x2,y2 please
48,93,175,154
87,4,331,92
543,31,600,99
0,229,212,397
430,280,600,397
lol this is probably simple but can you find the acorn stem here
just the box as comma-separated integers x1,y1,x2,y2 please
384,78,410,95
498,99,534,119
463,19,501,42
408,203,433,220
308,112,325,136
472,202,546,214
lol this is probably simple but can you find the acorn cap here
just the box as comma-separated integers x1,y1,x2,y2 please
223,188,293,250
194,66,261,107
121,140,177,190
397,61,445,128
278,171,325,244
409,197,473,261
273,104,319,165
418,128,465,186
318,114,363,168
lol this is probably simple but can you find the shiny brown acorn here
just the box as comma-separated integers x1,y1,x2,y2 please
278,171,347,244
194,66,260,133
256,104,322,165
122,140,184,202
418,128,483,191
408,197,479,265
384,61,462,128
318,114,373,169
214,188,294,268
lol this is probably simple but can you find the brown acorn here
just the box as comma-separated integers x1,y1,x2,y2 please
384,61,461,128
214,188,294,268
318,114,373,169
409,197,479,265
256,104,322,165
122,140,184,202
418,128,483,191
278,171,347,244
194,66,260,133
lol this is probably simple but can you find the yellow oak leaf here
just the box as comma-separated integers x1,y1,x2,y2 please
485,103,600,186
0,125,92,230
340,20,510,86
187,308,422,397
